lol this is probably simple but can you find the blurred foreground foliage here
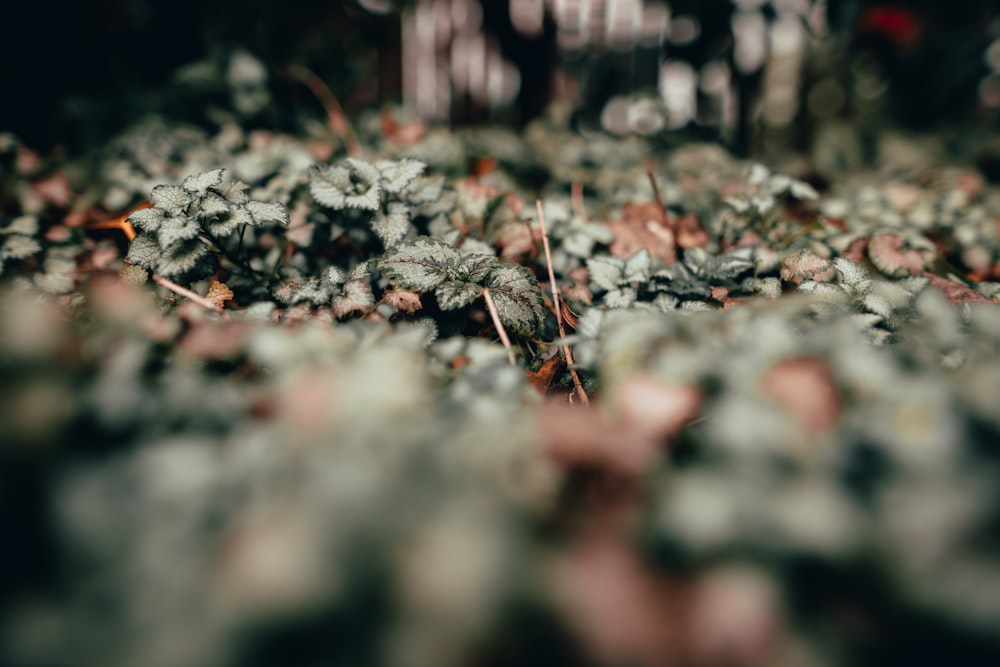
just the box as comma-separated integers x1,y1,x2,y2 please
2,41,1000,667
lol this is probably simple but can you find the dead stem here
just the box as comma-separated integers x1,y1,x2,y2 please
536,199,589,405
571,180,586,220
286,64,362,157
152,273,231,320
647,169,665,211
482,287,516,365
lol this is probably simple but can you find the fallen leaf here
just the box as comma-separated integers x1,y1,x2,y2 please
205,279,235,308
527,354,564,395
674,212,709,249
616,377,702,440
607,202,676,265
710,285,740,309
868,231,927,277
384,288,423,313
381,109,427,144
761,358,841,431
31,173,73,208
923,272,991,305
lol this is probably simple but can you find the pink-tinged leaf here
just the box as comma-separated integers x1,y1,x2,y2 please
761,358,841,432
780,249,834,284
923,272,990,305
32,173,73,208
868,231,928,277
616,377,702,441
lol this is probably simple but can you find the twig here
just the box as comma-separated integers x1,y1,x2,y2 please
647,169,670,227
647,169,664,208
286,64,362,157
571,180,586,221
482,287,516,365
536,199,589,405
151,273,231,320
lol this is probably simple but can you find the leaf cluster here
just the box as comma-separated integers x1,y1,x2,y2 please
379,236,545,336
309,157,444,247
126,167,288,279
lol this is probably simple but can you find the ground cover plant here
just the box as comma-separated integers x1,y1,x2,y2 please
2,45,1000,667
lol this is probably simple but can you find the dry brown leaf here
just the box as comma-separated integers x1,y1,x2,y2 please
380,109,426,144
674,212,709,249
761,358,841,431
205,278,235,308
710,286,740,309
383,288,423,313
607,202,677,265
527,354,564,395
540,379,699,476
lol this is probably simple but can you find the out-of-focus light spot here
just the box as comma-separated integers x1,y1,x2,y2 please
639,2,670,46
769,15,803,56
732,10,768,73
980,74,1000,110
557,28,586,50
763,87,798,126
510,0,544,37
700,60,730,95
451,0,482,30
357,0,393,14
852,55,889,101
659,60,697,128
601,95,632,134
772,0,810,15
488,51,521,106
669,15,701,46
735,0,768,10
985,38,1000,73
808,78,845,117
607,0,642,50
628,97,666,135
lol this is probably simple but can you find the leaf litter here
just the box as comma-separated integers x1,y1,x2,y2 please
1,51,1000,667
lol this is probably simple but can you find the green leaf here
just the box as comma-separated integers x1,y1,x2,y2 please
309,164,351,209
155,238,210,277
435,280,481,310
333,280,375,317
126,207,165,233
379,237,462,292
197,192,233,221
377,158,426,194
481,261,545,337
371,202,411,246
156,216,201,249
586,256,625,291
126,233,161,269
623,249,655,282
343,158,382,210
182,168,227,196
150,185,192,216
245,200,289,226
1,234,42,261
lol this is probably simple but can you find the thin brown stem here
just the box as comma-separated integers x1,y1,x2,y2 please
286,64,362,157
482,287,516,365
647,169,665,211
151,273,231,320
571,180,586,221
536,199,589,405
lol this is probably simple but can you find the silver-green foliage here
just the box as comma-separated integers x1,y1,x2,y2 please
379,237,545,336
309,157,436,247
126,168,288,278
